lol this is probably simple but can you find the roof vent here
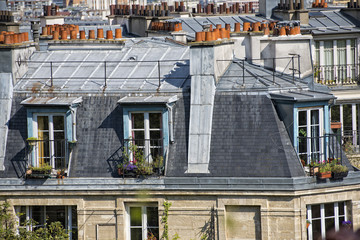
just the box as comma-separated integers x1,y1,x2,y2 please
128,56,137,61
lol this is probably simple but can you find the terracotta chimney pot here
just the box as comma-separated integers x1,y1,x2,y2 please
195,32,202,42
225,23,231,31
243,22,251,31
279,27,286,36
4,34,12,44
0,34,4,43
220,28,226,38
115,28,122,39
289,27,296,35
201,31,205,41
61,30,68,40
264,27,270,35
213,28,219,39
205,31,213,41
216,24,222,29
234,22,241,32
89,30,95,39
52,31,59,40
106,30,113,39
97,29,104,39
70,30,77,40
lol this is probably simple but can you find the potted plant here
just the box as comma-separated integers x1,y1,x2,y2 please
153,156,164,174
331,165,349,180
26,164,52,179
309,161,320,176
56,169,67,179
317,163,332,179
26,137,38,146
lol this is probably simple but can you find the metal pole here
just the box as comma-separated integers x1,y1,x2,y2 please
50,61,53,87
298,54,301,80
104,61,107,87
158,60,161,89
292,56,295,83
242,59,245,85
273,57,275,84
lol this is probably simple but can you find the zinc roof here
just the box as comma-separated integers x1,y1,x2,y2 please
15,39,190,93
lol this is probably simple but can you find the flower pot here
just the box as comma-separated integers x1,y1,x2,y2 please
310,166,319,176
317,171,331,179
117,168,123,176
306,222,310,229
332,171,349,180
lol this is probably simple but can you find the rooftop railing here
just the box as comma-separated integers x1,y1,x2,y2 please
314,64,359,86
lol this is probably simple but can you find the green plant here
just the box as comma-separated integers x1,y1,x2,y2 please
162,201,172,240
319,163,331,173
331,164,348,174
29,163,52,173
26,137,38,141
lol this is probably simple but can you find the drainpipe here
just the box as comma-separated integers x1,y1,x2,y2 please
166,103,174,143
70,106,77,142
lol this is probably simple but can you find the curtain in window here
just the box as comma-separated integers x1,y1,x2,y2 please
324,41,334,81
337,40,346,83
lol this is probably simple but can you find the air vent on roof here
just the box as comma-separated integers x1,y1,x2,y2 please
128,56,137,61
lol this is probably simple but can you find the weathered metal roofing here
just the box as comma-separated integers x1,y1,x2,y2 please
270,90,335,102
118,94,178,104
217,60,309,91
14,39,190,93
306,10,360,35
177,14,269,36
21,96,83,106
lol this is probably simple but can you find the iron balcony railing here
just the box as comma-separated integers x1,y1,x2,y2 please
314,64,359,86
297,134,344,165
25,139,68,170
119,138,165,178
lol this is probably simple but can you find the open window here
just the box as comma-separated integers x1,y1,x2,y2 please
21,97,82,170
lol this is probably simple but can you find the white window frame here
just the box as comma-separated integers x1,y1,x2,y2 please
32,113,67,169
15,206,76,240
125,203,159,240
297,107,324,164
128,111,163,162
307,202,348,240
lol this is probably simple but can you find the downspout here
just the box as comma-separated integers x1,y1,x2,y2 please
67,106,77,177
166,103,174,143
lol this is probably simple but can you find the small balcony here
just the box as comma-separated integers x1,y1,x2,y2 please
314,64,359,86
116,138,165,178
25,138,69,171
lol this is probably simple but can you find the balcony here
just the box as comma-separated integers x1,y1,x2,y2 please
314,64,359,86
115,138,165,178
25,138,69,171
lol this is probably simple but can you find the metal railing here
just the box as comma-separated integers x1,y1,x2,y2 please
118,138,165,178
17,59,189,90
314,64,359,86
217,55,301,86
25,139,68,169
298,134,344,165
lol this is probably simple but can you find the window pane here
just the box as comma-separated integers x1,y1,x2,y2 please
312,219,321,240
150,131,161,141
147,207,158,227
53,116,64,131
325,203,334,217
339,202,345,216
149,113,161,129
38,116,49,131
130,207,142,226
311,110,319,125
46,206,66,227
299,111,307,126
325,217,335,235
32,206,45,227
133,131,145,144
132,113,144,129
131,228,142,240
311,205,320,219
